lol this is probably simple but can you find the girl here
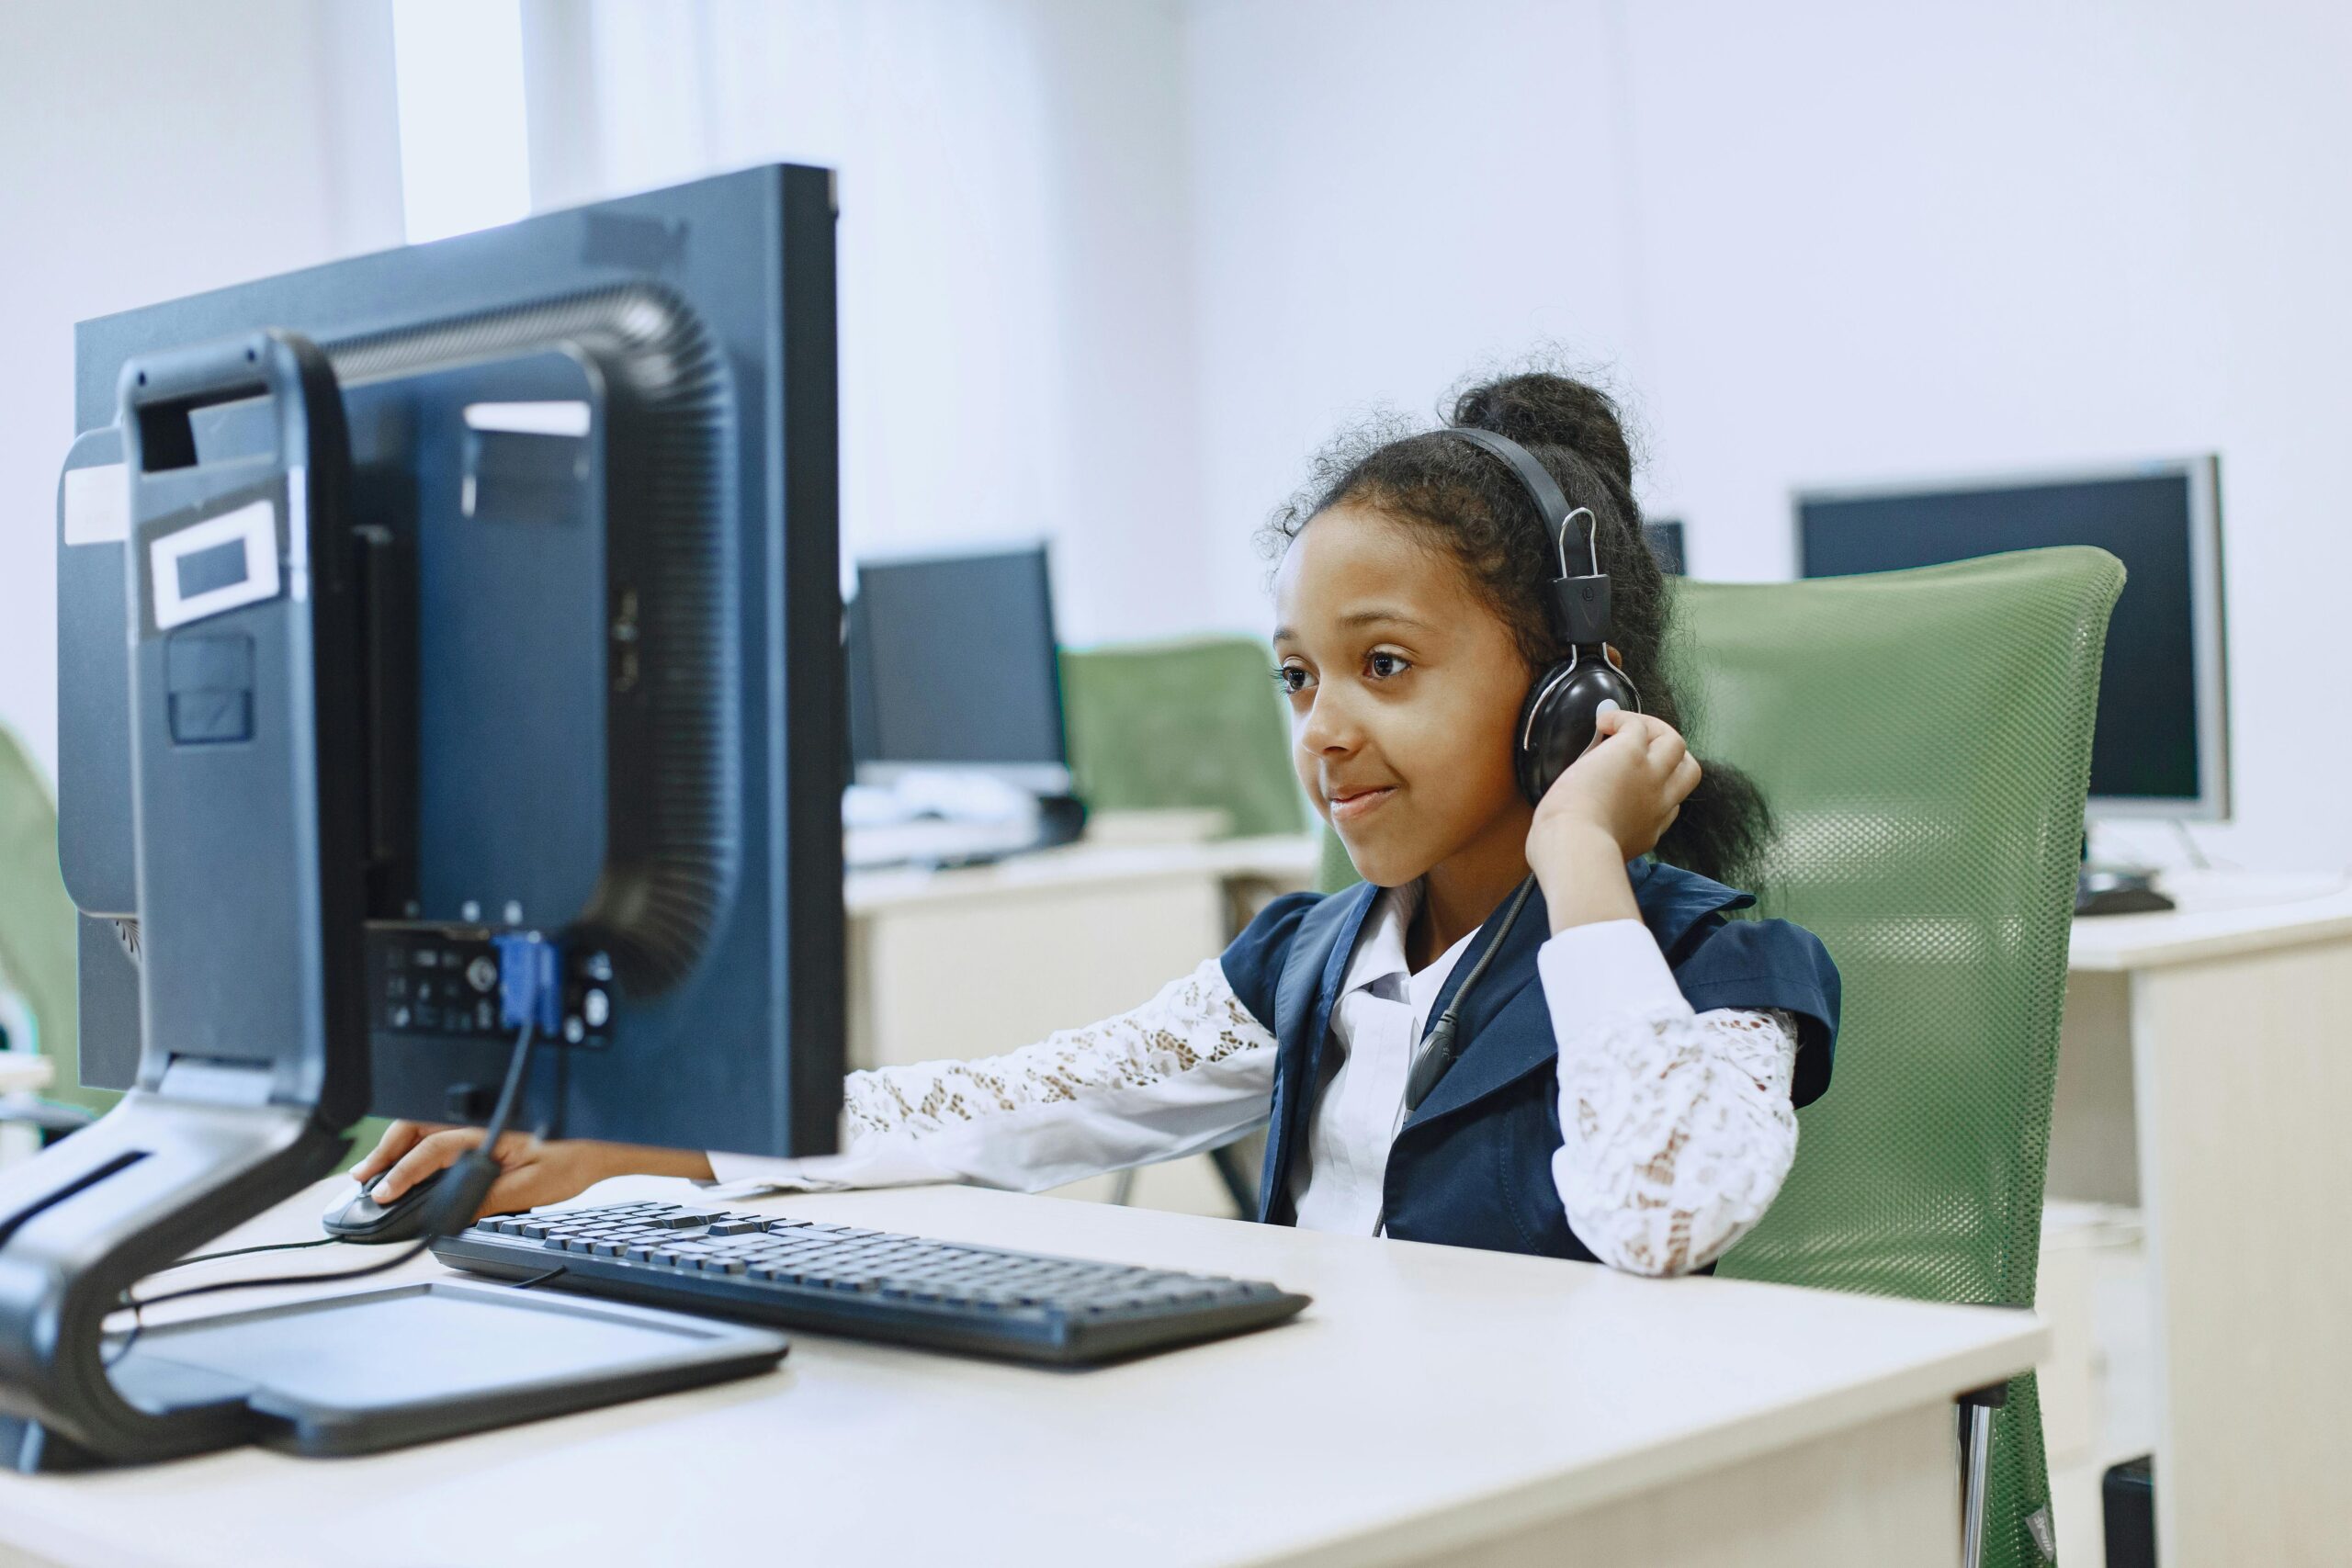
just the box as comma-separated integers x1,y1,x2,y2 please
356,370,1839,1278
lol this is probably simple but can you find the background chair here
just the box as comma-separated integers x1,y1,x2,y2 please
1312,547,2119,1567
1059,637,1307,1214
1058,637,1306,840
1688,547,2123,1568
0,724,109,1133
0,724,394,1168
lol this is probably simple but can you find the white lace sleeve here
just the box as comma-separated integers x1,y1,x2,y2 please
704,958,1277,1195
1537,922,1802,1278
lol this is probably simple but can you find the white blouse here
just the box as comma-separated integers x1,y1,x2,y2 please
706,893,1804,1278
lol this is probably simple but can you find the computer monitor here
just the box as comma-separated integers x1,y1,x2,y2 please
1796,459,2228,820
1643,520,1686,576
56,165,844,1159
845,545,1070,794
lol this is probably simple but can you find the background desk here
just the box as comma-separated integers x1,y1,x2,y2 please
2043,871,2352,1566
845,829,1318,1069
0,1177,2039,1568
846,829,1317,1213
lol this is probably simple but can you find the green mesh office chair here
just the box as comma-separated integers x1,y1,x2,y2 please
1686,547,2123,1568
0,725,108,1126
1316,547,2120,1568
1058,637,1306,840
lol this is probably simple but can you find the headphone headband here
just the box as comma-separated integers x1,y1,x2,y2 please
1442,427,1598,579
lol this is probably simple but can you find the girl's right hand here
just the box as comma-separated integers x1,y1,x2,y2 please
1525,706,1703,932
348,1122,712,1220
1532,705,1702,863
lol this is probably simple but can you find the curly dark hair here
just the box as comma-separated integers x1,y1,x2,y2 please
1261,367,1773,888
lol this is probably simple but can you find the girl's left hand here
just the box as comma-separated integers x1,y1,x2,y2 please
1526,706,1702,929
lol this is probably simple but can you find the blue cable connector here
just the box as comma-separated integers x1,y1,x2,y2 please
492,931,562,1035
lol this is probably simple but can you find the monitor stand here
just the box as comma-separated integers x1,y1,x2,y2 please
2077,821,2177,919
0,332,784,1473
2076,865,2176,918
0,1091,787,1472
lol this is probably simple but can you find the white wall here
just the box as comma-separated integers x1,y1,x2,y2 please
7,2,2345,874
1616,0,2352,875
1181,0,1645,639
526,0,1208,647
1182,0,2352,874
0,0,403,786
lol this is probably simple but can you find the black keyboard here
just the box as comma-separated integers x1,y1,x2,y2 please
431,1200,1311,1365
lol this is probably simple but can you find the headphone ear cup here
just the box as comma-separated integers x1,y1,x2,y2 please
1516,658,1642,806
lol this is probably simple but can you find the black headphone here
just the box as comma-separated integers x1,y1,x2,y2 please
1441,427,1643,806
1397,429,1645,1118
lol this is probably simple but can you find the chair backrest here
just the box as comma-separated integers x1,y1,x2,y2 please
1315,826,1359,895
0,724,114,1114
1288,551,2119,1568
1059,638,1306,839
1684,547,2119,1306
1684,547,2122,1568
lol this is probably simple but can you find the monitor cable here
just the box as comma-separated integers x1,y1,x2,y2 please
105,1018,541,1367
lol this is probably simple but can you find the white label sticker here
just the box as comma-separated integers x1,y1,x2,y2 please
62,462,130,547
151,499,280,631
463,400,592,436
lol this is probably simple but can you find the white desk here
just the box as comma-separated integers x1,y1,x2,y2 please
0,1176,2041,1568
2048,871,2352,1565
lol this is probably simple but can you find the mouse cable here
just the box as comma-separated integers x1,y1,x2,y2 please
106,1018,542,1367
151,1236,343,1273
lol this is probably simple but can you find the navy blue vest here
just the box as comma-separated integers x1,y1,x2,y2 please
1218,861,1839,1261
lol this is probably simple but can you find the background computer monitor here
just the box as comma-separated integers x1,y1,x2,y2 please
846,545,1071,795
1643,519,1687,576
60,166,844,1157
1796,459,2228,819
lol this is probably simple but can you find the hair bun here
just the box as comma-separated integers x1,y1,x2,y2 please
1452,372,1634,489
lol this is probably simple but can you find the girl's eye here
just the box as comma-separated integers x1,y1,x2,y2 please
1274,664,1314,694
1366,651,1410,680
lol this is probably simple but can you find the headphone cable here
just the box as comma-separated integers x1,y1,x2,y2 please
1402,876,1535,1113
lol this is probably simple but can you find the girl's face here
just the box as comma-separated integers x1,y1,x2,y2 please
1272,502,1533,887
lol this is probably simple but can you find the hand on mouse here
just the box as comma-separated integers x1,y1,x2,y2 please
350,1122,716,1220
1525,705,1703,932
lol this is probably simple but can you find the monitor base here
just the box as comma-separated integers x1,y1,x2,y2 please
0,1093,785,1473
95,1279,786,1464
2075,865,2177,918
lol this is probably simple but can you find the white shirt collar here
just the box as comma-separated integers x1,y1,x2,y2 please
1340,880,1481,1023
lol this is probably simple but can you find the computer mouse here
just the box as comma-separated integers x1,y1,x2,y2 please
322,1168,448,1245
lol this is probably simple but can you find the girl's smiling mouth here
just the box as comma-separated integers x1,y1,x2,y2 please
1328,784,1399,822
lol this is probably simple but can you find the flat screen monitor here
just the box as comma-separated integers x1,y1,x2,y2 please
1643,520,1686,576
846,545,1069,794
1796,459,2227,819
60,167,844,1158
